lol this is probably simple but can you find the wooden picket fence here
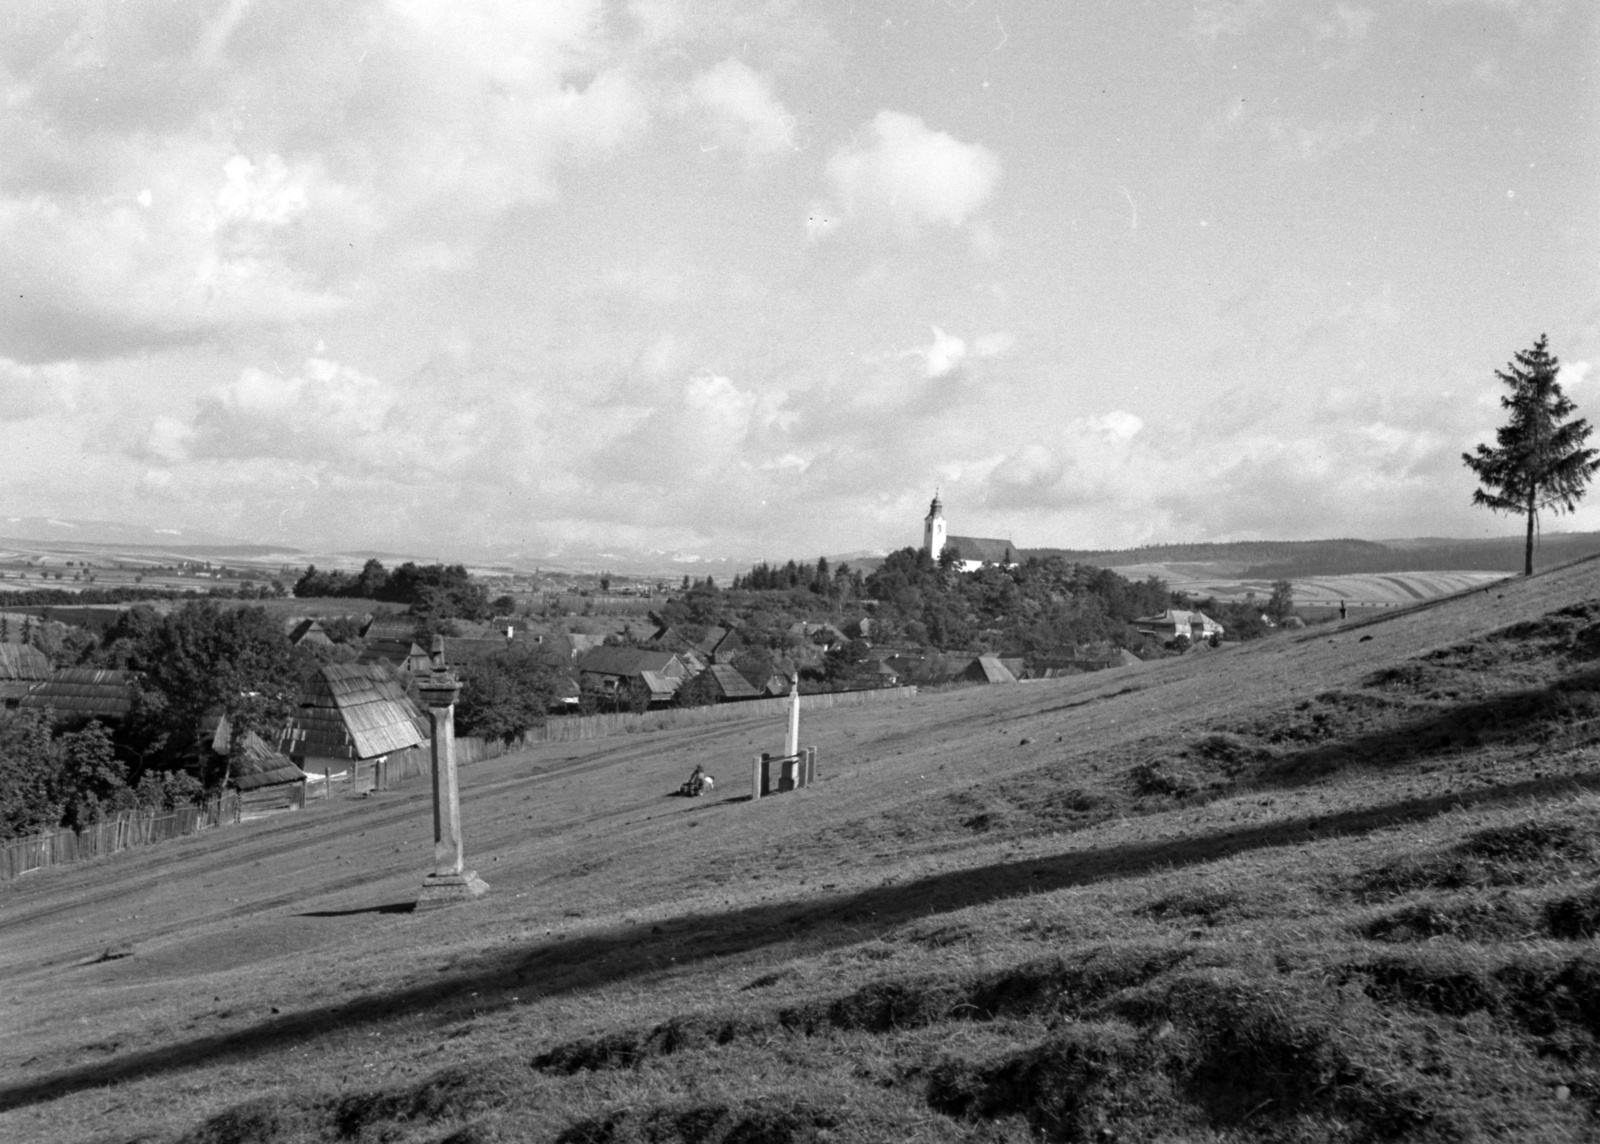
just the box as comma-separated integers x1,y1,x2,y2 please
0,793,239,881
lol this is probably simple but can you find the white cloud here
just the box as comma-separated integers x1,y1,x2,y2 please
189,357,408,467
0,357,79,421
973,331,1017,359
0,1,648,362
921,326,967,378
816,111,1000,236
689,58,795,158
1559,360,1591,390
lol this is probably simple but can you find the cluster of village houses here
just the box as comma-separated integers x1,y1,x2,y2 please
0,590,1228,820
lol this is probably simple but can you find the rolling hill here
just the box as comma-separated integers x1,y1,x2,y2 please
3,557,1600,1140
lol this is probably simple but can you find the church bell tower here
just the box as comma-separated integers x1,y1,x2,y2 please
923,493,947,560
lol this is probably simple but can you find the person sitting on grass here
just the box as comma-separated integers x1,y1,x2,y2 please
679,765,713,797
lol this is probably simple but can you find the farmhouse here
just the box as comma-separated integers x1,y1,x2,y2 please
1133,608,1226,643
279,664,428,779
575,646,689,703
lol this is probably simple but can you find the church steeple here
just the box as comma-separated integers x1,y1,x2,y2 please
923,491,947,559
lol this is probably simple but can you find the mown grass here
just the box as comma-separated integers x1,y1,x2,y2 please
6,577,1600,1142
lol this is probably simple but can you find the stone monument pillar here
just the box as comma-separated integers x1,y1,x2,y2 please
785,672,801,758
416,637,489,910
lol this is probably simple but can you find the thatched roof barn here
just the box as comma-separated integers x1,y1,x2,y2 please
280,664,427,762
19,667,139,722
0,643,53,705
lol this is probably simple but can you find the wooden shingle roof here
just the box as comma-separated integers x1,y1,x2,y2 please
20,667,138,721
0,643,53,681
280,664,426,761
0,644,53,702
708,663,761,700
231,732,307,791
576,646,681,678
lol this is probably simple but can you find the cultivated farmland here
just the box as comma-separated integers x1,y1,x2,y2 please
1112,562,1507,611
3,559,1600,1141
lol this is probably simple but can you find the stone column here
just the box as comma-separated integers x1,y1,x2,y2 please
416,663,489,909
785,673,801,758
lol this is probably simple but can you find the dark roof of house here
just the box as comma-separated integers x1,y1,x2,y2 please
230,732,307,790
440,637,513,664
280,664,427,761
286,619,334,647
947,536,1016,563
358,638,427,669
973,655,1018,684
20,667,138,720
708,663,762,700
361,617,416,641
576,646,681,677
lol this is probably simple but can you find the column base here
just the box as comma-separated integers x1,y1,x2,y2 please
417,870,490,910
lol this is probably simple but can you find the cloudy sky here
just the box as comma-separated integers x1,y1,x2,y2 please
1,1,1596,562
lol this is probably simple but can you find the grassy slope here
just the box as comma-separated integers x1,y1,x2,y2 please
3,561,1600,1142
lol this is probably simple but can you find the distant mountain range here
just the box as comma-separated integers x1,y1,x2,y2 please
0,516,264,548
6,516,1595,580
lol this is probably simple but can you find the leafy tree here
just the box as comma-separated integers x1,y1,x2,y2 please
1266,579,1296,624
106,602,300,786
57,721,133,829
673,668,720,708
0,707,62,838
1463,335,1600,575
455,646,559,743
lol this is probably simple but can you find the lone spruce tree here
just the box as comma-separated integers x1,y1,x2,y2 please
1462,335,1600,576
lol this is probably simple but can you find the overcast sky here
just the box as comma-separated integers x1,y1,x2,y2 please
1,0,1596,562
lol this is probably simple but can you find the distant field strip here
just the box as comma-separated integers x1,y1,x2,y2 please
1120,565,1507,605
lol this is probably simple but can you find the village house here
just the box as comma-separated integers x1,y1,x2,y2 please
1133,608,1226,643
278,663,428,787
574,646,690,703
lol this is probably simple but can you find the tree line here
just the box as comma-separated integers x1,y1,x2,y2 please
294,559,493,621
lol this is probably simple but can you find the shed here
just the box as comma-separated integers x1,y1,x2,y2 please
19,667,138,723
0,643,53,706
229,731,308,816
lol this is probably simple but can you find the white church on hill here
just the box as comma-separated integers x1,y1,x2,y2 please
922,493,1018,572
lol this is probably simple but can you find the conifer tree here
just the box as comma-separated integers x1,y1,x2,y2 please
1462,336,1600,576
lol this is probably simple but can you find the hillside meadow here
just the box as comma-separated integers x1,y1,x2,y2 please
2,557,1600,1141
